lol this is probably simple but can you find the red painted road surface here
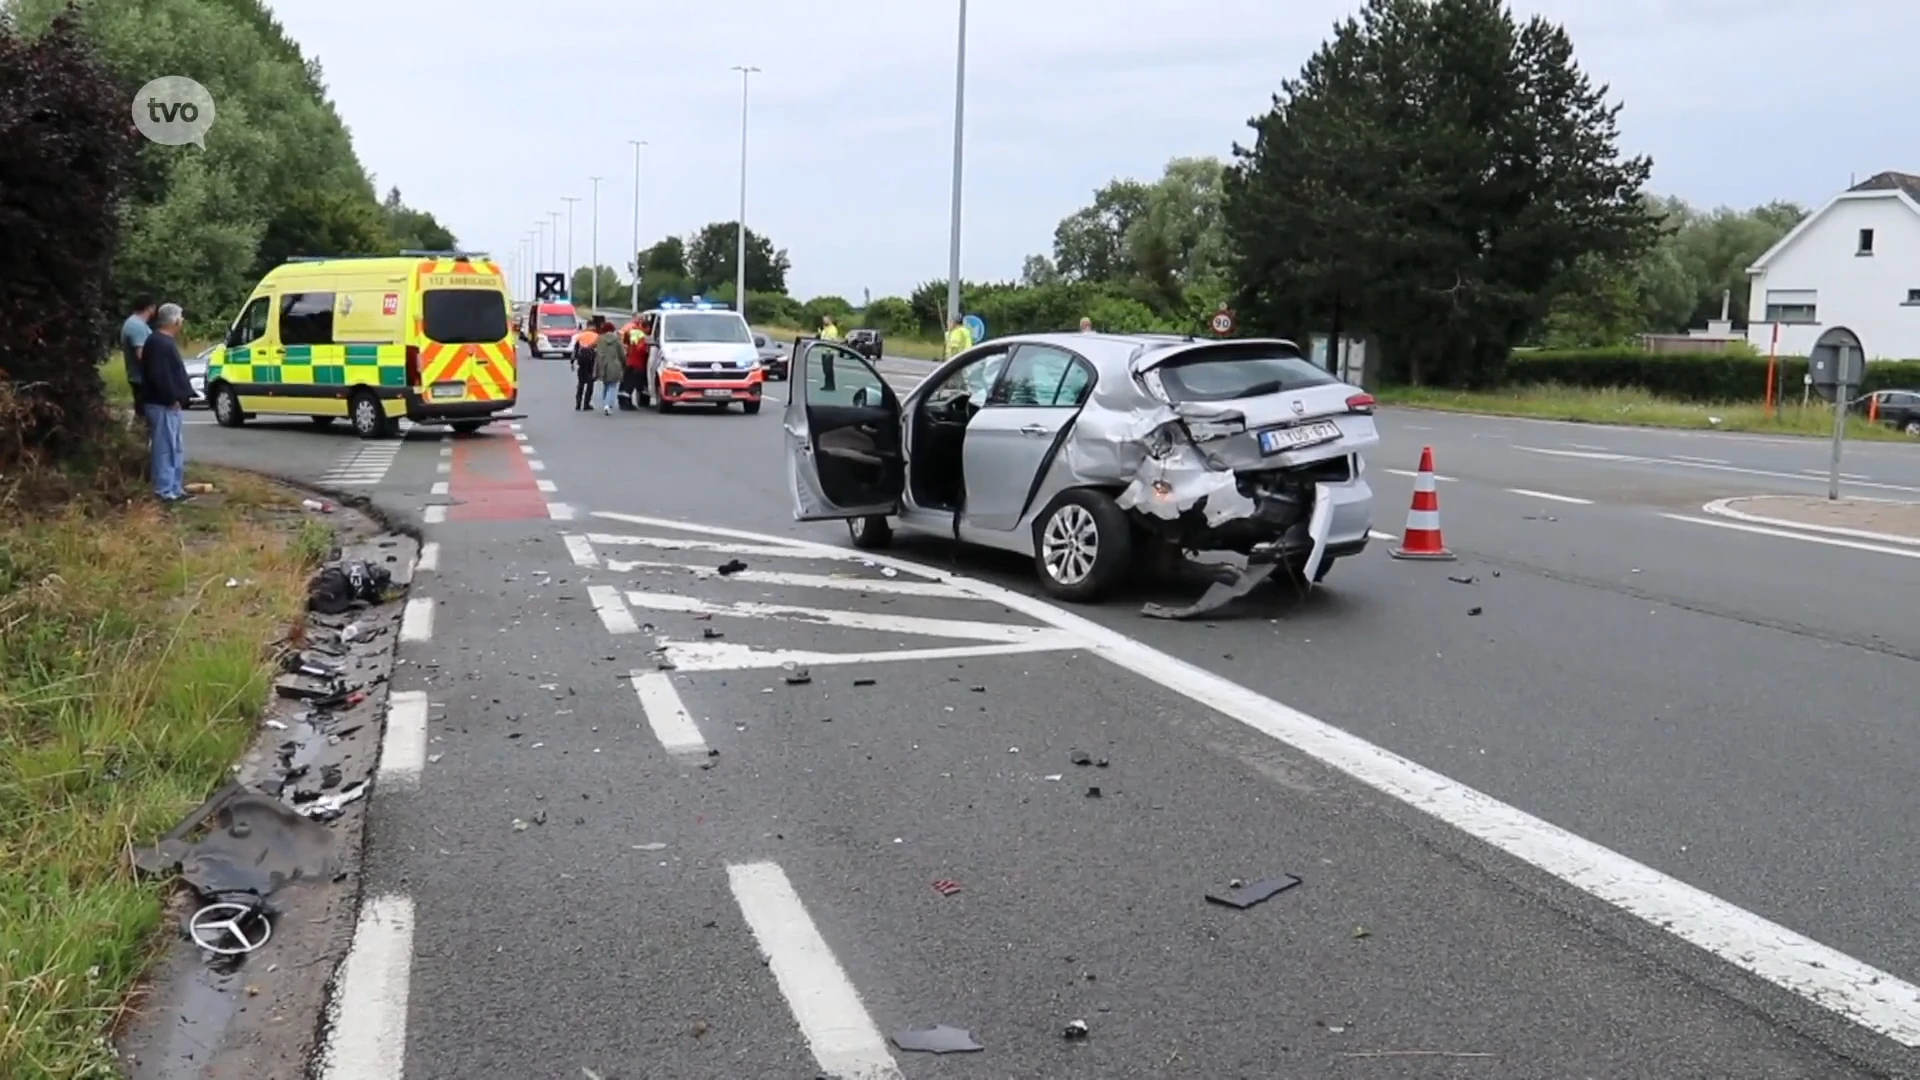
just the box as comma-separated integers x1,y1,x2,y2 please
446,433,547,521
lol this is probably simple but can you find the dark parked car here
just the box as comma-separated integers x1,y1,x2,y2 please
1855,388,1920,435
845,328,883,360
753,332,789,380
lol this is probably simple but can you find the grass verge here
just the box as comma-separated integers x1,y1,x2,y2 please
1378,383,1913,441
753,324,946,362
0,460,329,1079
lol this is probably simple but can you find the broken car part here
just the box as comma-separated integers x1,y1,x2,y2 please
306,557,394,614
890,1025,984,1054
187,901,273,956
1205,873,1303,910
1062,1019,1090,1040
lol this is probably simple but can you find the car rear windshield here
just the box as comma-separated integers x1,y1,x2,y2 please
661,313,751,344
1153,345,1336,403
422,289,509,344
537,311,578,329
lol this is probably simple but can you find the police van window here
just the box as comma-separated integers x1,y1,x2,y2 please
229,296,272,347
278,292,335,346
423,290,510,344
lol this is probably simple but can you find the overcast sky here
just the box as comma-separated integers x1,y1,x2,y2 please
270,0,1911,303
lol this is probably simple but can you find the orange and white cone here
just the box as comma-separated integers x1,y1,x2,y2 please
1390,446,1455,561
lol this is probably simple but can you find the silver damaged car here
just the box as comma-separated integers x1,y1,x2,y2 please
784,332,1380,614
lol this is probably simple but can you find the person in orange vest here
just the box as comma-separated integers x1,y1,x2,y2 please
572,318,602,411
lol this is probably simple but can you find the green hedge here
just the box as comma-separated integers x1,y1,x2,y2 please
1504,348,1920,402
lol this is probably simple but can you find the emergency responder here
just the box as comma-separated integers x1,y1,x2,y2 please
945,316,974,359
572,317,602,410
819,314,842,341
621,314,649,408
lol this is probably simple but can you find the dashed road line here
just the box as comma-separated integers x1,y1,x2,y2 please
1367,529,1398,542
563,534,600,567
1506,487,1592,505
622,590,1054,643
316,894,415,1080
587,584,640,634
399,597,435,642
526,459,546,471
630,672,708,754
1385,468,1456,481
423,505,448,524
415,542,439,572
535,479,557,493
378,690,430,783
1670,454,1730,465
1516,445,1920,496
430,481,449,496
547,502,575,521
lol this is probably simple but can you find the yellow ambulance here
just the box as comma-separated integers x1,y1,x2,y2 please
205,252,521,438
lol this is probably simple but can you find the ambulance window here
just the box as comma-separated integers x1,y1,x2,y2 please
424,290,510,344
229,296,272,347
279,292,335,346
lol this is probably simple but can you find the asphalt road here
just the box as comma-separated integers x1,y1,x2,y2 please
189,355,1920,1078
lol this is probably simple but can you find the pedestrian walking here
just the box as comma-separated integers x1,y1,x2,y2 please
121,295,156,425
572,318,601,410
593,317,624,415
140,303,193,502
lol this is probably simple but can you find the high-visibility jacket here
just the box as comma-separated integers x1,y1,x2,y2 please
820,323,842,341
577,329,600,349
624,323,648,367
945,324,974,357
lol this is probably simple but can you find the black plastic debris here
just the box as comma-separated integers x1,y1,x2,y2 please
784,669,812,686
1205,874,1302,909
1468,606,1483,617
1447,575,1476,585
853,677,876,687
306,558,394,614
717,559,748,576
701,627,724,639
891,1025,983,1054
131,786,340,900
1069,750,1092,766
1142,558,1279,620
1062,1019,1090,1040
1085,786,1102,798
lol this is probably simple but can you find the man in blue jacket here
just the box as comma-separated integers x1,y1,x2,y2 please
141,303,195,502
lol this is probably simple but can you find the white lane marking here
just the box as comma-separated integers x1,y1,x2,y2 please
663,637,1078,672
378,690,429,782
513,432,528,441
1367,529,1398,542
1515,445,1920,496
1403,424,1434,431
547,502,575,521
1800,468,1871,480
319,443,404,487
1512,446,1634,462
536,479,558,493
423,505,447,525
429,481,449,496
1662,514,1920,561
1506,488,1593,505
399,597,435,642
617,560,973,597
587,584,640,634
726,862,903,1079
596,509,1920,1046
588,531,858,560
1671,454,1730,465
563,534,601,567
526,459,546,471
519,445,536,457
629,673,708,754
415,542,439,573
438,446,452,457
509,422,523,431
1565,443,1611,452
1701,496,1920,547
1385,468,1456,481
623,590,1052,643
435,461,450,474
316,894,414,1080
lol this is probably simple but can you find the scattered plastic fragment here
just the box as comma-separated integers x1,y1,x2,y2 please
717,559,748,576
1069,750,1092,766
880,567,898,578
891,1024,983,1054
784,669,812,686
1044,774,1063,782
853,677,876,687
1085,786,1102,798
301,498,334,513
1467,606,1483,617
1205,873,1303,909
1446,575,1475,585
1063,1019,1090,1040
932,879,961,896
702,627,724,639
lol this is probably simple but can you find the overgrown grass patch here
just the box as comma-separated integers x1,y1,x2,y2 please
0,462,321,1079
1378,383,1912,441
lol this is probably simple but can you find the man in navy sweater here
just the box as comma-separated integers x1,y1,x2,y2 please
141,303,195,502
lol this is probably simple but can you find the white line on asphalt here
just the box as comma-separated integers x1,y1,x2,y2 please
1367,529,1398,542
1701,496,1920,547
435,461,450,474
1506,488,1593,505
726,862,903,1080
1662,514,1920,561
415,542,439,573
623,590,1052,643
1670,454,1731,465
1565,443,1611,452
629,672,708,754
662,637,1079,672
519,444,536,457
316,894,415,1080
378,691,429,782
617,560,973,597
587,584,640,634
536,479,557,493
563,534,600,567
547,502,575,521
430,481,449,496
588,531,860,559
1385,468,1456,481
438,446,451,457
1800,468,1870,480
514,432,528,441
399,597,434,642
526,459,545,471
509,422,522,431
596,509,1920,1047
1515,445,1920,496
423,505,447,524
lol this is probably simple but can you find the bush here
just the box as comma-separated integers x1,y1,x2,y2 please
745,290,803,327
0,10,137,469
1500,348,1920,402
859,297,918,336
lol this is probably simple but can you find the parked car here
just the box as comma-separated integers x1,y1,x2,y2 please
845,328,883,360
185,346,211,407
753,332,789,379
1852,388,1920,435
782,331,1379,603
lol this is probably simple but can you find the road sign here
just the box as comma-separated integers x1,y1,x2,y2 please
1808,342,1864,405
963,314,986,342
534,272,565,302
1210,305,1235,336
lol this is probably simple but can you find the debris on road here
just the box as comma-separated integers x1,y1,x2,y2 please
1204,873,1303,909
1142,556,1279,621
1069,749,1092,766
717,558,748,575
890,1024,984,1054
1468,606,1483,617
1085,786,1103,798
783,668,812,686
301,497,334,513
306,558,394,614
853,677,876,687
1062,1019,1090,1040
932,879,962,896
701,627,724,639
1447,574,1476,585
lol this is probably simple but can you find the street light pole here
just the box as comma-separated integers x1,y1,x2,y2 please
732,65,760,319
628,139,647,312
588,177,603,310
945,0,968,328
547,211,561,276
559,197,580,303
536,220,547,275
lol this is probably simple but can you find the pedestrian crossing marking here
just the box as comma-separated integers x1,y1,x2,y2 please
320,442,404,486
620,590,1051,644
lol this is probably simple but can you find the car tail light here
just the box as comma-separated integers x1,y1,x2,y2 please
1345,392,1376,414
405,344,421,388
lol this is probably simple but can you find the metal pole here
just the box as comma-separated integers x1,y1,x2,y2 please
547,212,560,274
560,197,580,303
1827,345,1851,501
732,65,759,318
588,177,603,310
945,0,968,327
629,140,647,312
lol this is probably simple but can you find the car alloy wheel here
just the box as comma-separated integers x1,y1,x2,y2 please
1040,503,1099,586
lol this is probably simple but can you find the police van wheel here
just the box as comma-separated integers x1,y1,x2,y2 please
212,386,245,428
349,392,389,439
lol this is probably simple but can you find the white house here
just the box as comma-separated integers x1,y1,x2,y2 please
1745,171,1920,361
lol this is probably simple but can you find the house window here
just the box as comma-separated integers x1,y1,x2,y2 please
1858,228,1875,255
1765,303,1818,324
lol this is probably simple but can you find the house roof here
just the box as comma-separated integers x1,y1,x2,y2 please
1746,170,1920,273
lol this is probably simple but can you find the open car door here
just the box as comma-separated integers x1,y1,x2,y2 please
784,338,905,521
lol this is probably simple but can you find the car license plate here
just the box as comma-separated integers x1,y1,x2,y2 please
430,383,464,400
1258,420,1340,455
702,388,733,399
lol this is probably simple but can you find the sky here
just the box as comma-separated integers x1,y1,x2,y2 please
268,0,1914,304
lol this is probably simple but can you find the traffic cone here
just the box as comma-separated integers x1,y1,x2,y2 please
1390,446,1456,561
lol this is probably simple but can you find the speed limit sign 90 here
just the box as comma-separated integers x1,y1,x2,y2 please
1210,308,1235,335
